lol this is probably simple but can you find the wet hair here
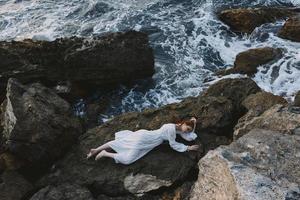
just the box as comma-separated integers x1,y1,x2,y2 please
172,117,196,131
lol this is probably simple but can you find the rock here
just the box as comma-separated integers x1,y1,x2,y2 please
233,104,300,140
278,15,300,42
190,129,300,200
0,152,24,172
0,30,155,101
1,78,82,172
294,91,300,106
241,91,287,115
232,92,288,141
33,77,260,198
203,78,261,113
218,7,299,34
216,47,283,76
0,170,34,200
30,183,94,200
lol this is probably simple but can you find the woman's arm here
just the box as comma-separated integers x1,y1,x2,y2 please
190,117,197,132
167,125,188,152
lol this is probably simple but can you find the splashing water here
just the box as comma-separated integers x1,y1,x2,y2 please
0,0,299,122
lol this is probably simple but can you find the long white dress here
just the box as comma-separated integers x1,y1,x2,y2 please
107,123,197,165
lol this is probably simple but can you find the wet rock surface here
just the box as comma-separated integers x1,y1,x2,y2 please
218,7,299,34
216,47,283,76
278,14,300,42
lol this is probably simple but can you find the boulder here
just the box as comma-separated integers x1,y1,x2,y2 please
232,92,288,141
278,15,300,42
30,183,94,200
190,129,300,200
218,7,299,34
0,170,34,200
203,78,261,113
241,91,287,114
33,78,261,198
216,47,283,76
0,78,82,172
294,91,300,106
0,30,155,101
233,104,300,140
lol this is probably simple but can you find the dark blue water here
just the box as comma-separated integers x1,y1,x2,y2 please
0,0,299,123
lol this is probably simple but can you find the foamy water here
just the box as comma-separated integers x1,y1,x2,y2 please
0,0,299,122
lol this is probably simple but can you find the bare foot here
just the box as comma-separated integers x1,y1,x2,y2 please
86,148,97,159
95,150,107,161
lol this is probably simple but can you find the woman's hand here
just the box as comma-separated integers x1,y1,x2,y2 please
190,117,197,123
187,145,199,151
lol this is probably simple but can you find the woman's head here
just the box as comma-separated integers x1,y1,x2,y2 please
174,117,195,133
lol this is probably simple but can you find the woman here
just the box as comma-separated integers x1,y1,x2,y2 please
86,117,199,165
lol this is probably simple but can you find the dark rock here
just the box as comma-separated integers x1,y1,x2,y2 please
1,78,82,172
30,183,94,200
294,91,300,106
34,78,260,198
278,15,300,42
216,47,283,76
0,170,33,200
0,30,155,102
190,129,300,200
203,78,261,113
0,152,24,172
218,7,299,34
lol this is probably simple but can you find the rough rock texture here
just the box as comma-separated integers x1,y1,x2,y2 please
190,129,300,200
233,91,288,140
278,15,300,42
241,91,287,114
0,170,34,200
218,7,299,34
234,104,300,140
217,47,283,76
30,183,94,200
34,78,260,198
0,78,82,170
203,78,261,114
294,91,300,106
0,30,155,101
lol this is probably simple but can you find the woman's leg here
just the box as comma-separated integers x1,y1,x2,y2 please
87,141,112,159
95,150,117,161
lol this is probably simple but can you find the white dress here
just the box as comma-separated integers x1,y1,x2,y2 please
107,123,197,165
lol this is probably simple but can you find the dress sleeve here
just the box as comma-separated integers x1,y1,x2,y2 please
166,125,188,152
179,132,197,141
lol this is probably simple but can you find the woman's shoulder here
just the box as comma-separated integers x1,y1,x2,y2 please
161,123,176,131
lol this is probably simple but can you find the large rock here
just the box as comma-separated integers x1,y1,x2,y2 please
232,91,288,141
218,7,299,34
217,47,282,76
233,104,300,140
294,91,300,106
0,170,34,200
203,78,261,114
278,15,300,42
190,129,300,200
0,30,155,101
0,78,82,171
33,78,261,199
